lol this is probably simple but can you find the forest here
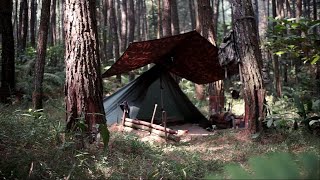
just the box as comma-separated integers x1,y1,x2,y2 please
0,0,319,179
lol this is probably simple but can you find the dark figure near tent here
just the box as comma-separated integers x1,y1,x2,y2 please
120,101,130,118
231,90,240,99
209,112,234,129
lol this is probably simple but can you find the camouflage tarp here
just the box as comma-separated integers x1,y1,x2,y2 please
102,31,225,84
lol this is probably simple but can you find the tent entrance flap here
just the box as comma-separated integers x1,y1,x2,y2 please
103,65,209,126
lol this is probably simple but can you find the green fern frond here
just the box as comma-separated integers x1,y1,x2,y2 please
43,72,65,86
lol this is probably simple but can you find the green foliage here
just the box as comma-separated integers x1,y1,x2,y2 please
264,96,296,129
107,133,222,179
98,124,110,151
0,102,111,179
15,44,65,101
206,152,320,179
266,18,320,64
46,44,64,68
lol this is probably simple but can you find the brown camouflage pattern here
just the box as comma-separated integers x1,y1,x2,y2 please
102,31,225,84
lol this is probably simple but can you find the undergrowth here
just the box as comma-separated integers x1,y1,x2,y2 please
0,99,319,179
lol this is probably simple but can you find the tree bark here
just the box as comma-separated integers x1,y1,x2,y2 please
196,0,223,112
120,0,127,53
142,0,148,40
189,0,196,30
157,0,162,38
136,0,142,41
272,0,282,97
231,0,265,133
162,0,172,37
313,0,317,35
60,0,65,45
212,0,220,36
109,0,121,83
32,0,51,109
127,0,135,43
48,0,56,46
18,0,28,54
221,0,227,36
0,0,15,103
151,0,157,38
258,0,271,85
106,0,114,61
196,0,216,45
64,0,106,137
29,0,36,47
171,0,179,35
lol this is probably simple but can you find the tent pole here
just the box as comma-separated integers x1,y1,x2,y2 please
160,75,164,111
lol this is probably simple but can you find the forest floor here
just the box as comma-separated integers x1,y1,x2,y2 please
0,99,319,179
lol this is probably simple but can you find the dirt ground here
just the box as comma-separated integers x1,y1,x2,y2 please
169,123,215,136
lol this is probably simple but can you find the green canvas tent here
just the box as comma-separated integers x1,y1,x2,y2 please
103,65,209,126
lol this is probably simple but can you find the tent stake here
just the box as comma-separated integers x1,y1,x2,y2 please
151,104,158,124
162,111,167,141
121,110,126,126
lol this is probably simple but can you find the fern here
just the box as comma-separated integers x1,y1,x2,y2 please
43,72,65,86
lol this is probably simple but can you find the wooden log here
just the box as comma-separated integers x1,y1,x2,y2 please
125,118,177,134
124,122,180,142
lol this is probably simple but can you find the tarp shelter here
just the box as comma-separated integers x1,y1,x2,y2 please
104,65,208,126
102,30,226,84
103,31,229,126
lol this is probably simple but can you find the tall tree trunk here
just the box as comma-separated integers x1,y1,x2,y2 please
116,0,121,45
231,0,266,133
196,0,216,46
157,0,162,38
197,0,224,112
259,0,270,85
162,0,172,37
221,0,227,36
109,0,121,83
142,0,148,40
127,0,135,43
49,0,56,46
171,0,179,35
136,0,142,41
61,0,65,45
286,0,293,17
127,0,135,80
0,0,15,103
189,0,196,30
295,0,302,77
272,0,282,97
32,0,51,109
64,0,106,138
302,0,310,18
252,0,259,24
18,0,28,54
106,0,114,61
120,0,127,53
313,0,317,35
212,0,219,36
296,0,302,20
151,0,157,38
30,0,36,47
277,0,285,18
